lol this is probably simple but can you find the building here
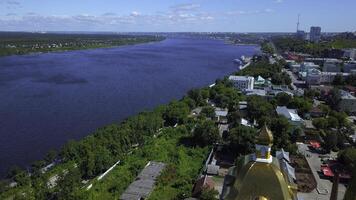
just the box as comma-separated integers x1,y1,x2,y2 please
343,49,356,60
323,62,340,72
276,106,303,126
310,26,321,43
306,68,322,85
229,76,254,90
215,107,228,124
296,30,306,40
338,90,356,114
120,161,166,200
221,125,297,200
344,62,356,73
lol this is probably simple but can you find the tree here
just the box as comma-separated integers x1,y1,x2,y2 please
201,106,216,119
338,148,356,171
327,88,341,109
228,126,257,155
276,92,292,106
163,101,190,126
270,117,292,149
200,187,219,200
323,131,338,152
247,96,274,124
313,118,328,130
193,120,220,146
332,74,345,86
288,97,312,116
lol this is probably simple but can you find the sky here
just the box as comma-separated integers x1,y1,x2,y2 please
0,0,355,32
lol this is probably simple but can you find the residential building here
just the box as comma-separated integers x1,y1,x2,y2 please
344,62,356,73
296,30,306,40
338,90,356,113
343,49,356,60
323,62,340,72
228,76,254,90
276,106,303,126
306,68,322,85
310,26,321,43
215,108,228,124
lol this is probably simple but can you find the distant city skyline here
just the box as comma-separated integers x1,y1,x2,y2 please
0,0,355,32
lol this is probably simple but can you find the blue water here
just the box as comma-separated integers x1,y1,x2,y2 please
0,38,259,176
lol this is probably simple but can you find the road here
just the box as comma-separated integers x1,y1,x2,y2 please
297,143,346,200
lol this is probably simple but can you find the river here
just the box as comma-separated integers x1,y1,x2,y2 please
0,37,259,176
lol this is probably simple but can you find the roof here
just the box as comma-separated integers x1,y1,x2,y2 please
276,149,290,163
215,108,228,117
321,166,334,177
206,164,220,175
309,141,321,149
304,120,316,129
276,106,302,122
280,159,296,182
229,75,254,81
120,161,166,200
340,90,356,99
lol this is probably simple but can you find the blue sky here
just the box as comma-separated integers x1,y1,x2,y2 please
0,0,355,32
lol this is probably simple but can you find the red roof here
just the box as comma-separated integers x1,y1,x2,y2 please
321,166,334,177
309,141,321,149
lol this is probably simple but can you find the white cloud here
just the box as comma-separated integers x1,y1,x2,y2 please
170,3,201,12
130,11,140,17
227,8,274,16
274,0,284,3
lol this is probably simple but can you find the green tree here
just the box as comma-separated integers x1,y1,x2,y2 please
193,120,220,146
247,96,274,124
163,101,190,126
201,106,216,119
270,117,292,149
276,92,292,106
228,126,257,155
200,187,219,200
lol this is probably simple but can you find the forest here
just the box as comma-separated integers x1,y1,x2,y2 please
0,32,164,57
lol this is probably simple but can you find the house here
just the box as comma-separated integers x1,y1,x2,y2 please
120,161,166,200
254,75,266,86
215,108,228,124
309,106,325,118
244,89,267,97
276,106,303,126
338,90,356,114
228,76,254,91
344,62,356,73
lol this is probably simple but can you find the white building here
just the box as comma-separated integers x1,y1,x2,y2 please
344,62,356,73
276,106,303,126
229,76,254,90
310,26,321,43
343,49,356,60
306,68,322,85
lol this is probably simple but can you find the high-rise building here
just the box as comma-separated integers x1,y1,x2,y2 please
310,26,322,43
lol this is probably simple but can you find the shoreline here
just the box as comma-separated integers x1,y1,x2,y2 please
0,38,165,58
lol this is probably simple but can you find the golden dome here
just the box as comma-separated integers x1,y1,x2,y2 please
221,156,296,200
256,124,273,146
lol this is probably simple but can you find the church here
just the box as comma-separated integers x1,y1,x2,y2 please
220,125,297,200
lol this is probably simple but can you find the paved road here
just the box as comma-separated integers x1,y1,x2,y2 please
284,69,306,87
297,143,346,200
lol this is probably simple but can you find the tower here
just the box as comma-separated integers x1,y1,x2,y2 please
254,125,273,163
296,14,300,32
